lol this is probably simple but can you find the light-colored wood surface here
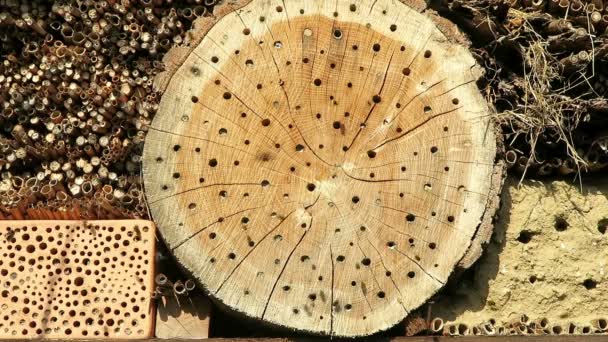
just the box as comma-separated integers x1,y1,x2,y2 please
0,220,156,339
143,0,500,337
156,294,211,339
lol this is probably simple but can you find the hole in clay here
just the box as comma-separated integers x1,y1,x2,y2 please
372,43,381,52
191,96,198,103
242,28,251,35
314,79,322,86
554,216,569,231
223,92,232,100
402,68,411,76
333,121,341,129
367,150,377,158
597,218,607,234
336,255,345,262
361,258,371,266
408,271,416,278
429,242,436,249
296,144,305,152
377,291,385,298
209,159,218,167
390,24,397,31
431,146,438,153
333,29,342,39
424,50,432,58
350,4,356,11
188,203,196,210
173,145,181,152
452,98,460,105
529,275,537,284
276,5,283,12
211,56,219,63
372,95,382,103
261,119,271,126
352,196,360,204
307,183,316,192
406,214,416,222
517,230,535,244
583,279,597,290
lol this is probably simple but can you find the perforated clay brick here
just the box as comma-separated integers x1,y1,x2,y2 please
0,220,155,339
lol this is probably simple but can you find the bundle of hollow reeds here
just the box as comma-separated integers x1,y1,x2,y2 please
0,0,219,219
412,315,608,336
431,0,608,177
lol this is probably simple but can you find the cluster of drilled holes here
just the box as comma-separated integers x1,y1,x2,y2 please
0,224,151,338
157,10,495,323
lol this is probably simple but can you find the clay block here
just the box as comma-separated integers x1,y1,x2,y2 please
0,220,156,339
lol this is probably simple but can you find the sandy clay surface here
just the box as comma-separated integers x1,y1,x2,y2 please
432,176,608,332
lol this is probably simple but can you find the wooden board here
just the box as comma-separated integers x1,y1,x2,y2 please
143,0,502,337
156,294,212,339
0,220,156,339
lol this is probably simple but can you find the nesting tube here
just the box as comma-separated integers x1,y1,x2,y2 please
592,318,608,332
184,279,196,292
445,324,458,336
505,150,518,169
173,280,187,295
482,322,496,335
457,323,469,336
155,273,171,287
431,318,444,333
552,324,563,335
571,0,584,14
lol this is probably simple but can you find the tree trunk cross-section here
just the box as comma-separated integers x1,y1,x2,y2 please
143,0,502,337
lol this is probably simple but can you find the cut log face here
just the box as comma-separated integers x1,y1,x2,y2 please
143,0,500,336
